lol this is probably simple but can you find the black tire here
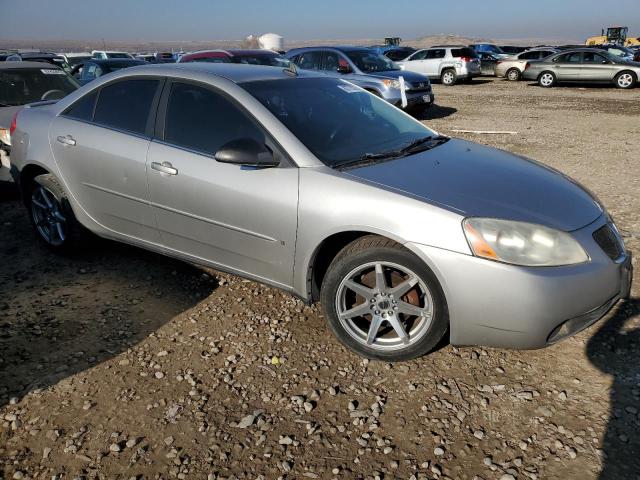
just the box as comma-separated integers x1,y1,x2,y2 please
27,173,87,252
440,69,457,86
614,71,636,89
320,235,449,361
538,71,556,88
506,68,521,82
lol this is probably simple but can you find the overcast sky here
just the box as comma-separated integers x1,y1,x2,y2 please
4,0,640,41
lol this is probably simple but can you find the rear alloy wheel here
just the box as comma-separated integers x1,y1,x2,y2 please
538,71,556,88
28,173,86,251
506,68,521,81
615,71,635,89
441,69,457,86
321,236,448,361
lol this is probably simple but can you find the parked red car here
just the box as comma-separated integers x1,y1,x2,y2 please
178,49,291,67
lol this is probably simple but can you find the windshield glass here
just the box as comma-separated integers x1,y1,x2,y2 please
233,54,291,67
343,50,400,72
0,68,78,106
243,77,436,167
107,53,132,59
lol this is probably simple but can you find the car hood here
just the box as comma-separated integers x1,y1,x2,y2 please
0,106,22,129
344,139,602,232
367,69,430,83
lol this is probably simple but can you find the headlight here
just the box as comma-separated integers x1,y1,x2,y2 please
463,218,589,266
382,79,402,89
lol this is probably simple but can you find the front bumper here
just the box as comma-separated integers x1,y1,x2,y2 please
389,91,434,109
406,215,633,349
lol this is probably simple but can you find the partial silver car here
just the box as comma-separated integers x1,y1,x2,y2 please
10,63,632,361
495,48,559,81
523,49,640,88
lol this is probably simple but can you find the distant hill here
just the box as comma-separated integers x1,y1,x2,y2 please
0,34,580,53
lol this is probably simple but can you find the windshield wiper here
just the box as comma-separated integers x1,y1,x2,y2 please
337,135,450,170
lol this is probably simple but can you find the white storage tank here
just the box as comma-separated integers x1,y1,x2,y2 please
258,33,284,52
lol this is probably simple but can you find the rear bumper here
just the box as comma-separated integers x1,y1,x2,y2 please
406,216,633,349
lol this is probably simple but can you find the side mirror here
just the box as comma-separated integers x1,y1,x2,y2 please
337,64,352,74
214,138,279,168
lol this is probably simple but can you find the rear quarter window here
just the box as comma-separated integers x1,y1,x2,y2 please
93,79,159,135
63,91,98,121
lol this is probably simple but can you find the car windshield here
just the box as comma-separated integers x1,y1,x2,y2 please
343,50,400,72
107,53,131,59
0,68,78,106
233,54,291,67
243,77,437,168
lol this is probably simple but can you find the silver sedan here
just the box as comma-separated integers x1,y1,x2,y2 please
9,63,633,361
522,48,640,88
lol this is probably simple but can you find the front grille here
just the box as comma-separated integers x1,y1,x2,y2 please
593,224,624,260
408,81,431,92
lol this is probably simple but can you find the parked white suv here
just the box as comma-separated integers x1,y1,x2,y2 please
398,46,481,85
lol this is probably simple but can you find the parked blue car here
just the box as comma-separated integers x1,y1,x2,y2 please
469,43,510,59
285,46,434,113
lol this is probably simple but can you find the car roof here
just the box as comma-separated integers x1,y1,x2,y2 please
121,62,318,83
86,59,147,65
288,46,373,53
0,61,63,70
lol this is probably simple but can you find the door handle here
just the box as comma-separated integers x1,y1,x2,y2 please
56,135,76,146
151,161,178,176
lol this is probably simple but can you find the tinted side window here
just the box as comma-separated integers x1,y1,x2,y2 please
323,51,340,71
295,51,323,70
93,79,159,135
583,52,607,63
409,50,428,61
64,91,98,121
519,51,536,60
164,82,265,156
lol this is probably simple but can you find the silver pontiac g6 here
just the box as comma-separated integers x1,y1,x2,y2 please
9,63,632,361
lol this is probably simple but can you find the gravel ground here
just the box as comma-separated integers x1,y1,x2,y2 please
1,77,639,480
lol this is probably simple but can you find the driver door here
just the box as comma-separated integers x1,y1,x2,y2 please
401,50,429,74
146,80,299,288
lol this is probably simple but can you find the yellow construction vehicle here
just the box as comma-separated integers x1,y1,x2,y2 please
586,26,640,46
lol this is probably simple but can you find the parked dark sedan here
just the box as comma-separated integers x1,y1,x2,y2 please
72,59,147,85
0,61,78,181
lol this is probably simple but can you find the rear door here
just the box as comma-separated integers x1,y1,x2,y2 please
146,80,298,288
425,49,446,77
49,77,162,243
551,52,582,80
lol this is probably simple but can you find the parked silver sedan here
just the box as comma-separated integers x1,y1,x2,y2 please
522,48,640,88
10,63,632,361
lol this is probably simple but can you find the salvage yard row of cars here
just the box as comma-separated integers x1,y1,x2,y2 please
0,40,634,361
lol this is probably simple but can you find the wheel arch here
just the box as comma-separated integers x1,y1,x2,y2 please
19,163,51,205
305,229,413,302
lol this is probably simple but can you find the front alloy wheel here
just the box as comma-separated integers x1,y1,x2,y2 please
615,72,635,89
31,185,68,247
336,261,434,350
320,235,448,361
